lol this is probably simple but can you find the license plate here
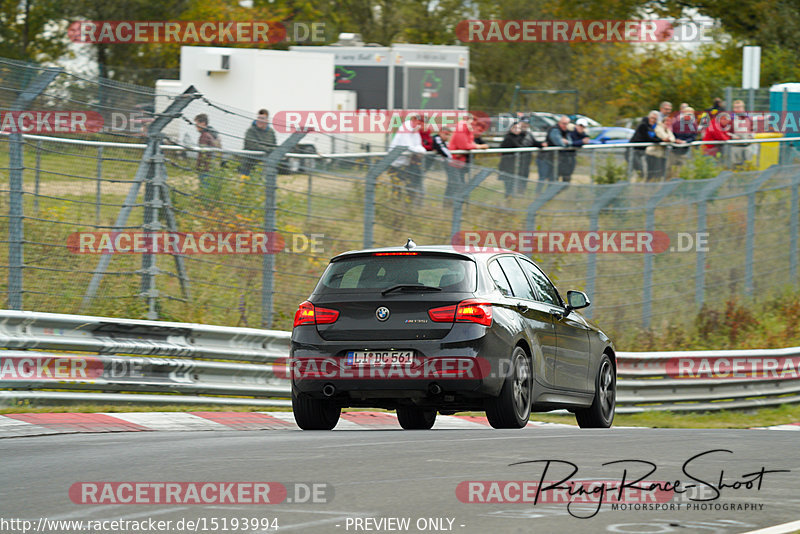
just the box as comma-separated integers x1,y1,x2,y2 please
345,351,414,366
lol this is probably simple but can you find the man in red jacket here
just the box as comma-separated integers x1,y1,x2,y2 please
445,115,489,204
702,112,731,158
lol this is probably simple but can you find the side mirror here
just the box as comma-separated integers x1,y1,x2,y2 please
565,290,590,313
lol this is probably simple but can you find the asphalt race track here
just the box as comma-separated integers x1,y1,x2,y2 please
1,426,799,534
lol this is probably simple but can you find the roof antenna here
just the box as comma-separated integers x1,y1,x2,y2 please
404,238,416,250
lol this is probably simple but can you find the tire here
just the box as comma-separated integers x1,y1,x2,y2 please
576,354,616,428
485,346,532,429
292,388,341,430
396,406,437,430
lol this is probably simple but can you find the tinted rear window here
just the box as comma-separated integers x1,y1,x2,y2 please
315,255,477,293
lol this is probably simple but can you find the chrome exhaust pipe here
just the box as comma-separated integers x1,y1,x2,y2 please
322,384,336,397
428,383,442,395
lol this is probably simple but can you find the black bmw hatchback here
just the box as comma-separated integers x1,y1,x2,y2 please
290,243,616,430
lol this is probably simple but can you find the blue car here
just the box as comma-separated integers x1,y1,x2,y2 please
588,126,635,145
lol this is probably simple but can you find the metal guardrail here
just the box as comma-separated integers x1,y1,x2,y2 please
1,311,799,413
0,310,291,407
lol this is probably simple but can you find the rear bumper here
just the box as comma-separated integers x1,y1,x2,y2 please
290,323,507,401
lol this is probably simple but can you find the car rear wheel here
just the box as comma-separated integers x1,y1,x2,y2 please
485,346,532,429
576,354,615,428
396,406,437,430
292,388,341,430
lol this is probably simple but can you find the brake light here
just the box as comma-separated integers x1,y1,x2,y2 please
293,301,339,328
428,300,492,326
455,300,493,326
373,252,419,256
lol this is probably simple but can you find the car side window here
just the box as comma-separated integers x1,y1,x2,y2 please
496,256,535,300
519,258,561,306
487,260,512,297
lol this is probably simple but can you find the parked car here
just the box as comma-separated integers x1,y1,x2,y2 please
568,114,602,128
588,126,636,144
290,242,617,430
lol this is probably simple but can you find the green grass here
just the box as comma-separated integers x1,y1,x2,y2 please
3,402,799,429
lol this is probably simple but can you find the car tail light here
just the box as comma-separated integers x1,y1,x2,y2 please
456,300,493,326
293,301,339,327
428,304,457,322
428,300,492,326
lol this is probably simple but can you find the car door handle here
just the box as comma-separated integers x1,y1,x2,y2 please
549,308,564,317
516,303,529,313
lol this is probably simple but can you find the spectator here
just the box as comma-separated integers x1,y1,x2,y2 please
194,113,220,188
671,106,697,174
658,101,673,123
702,111,731,158
730,100,755,167
430,127,453,160
698,97,725,137
647,114,677,180
388,113,427,205
516,118,542,193
679,102,690,112
238,109,276,177
629,110,660,180
446,114,489,204
560,117,590,182
498,122,526,199
540,115,571,182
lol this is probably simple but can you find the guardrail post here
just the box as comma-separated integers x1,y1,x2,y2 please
585,183,628,318
6,66,61,311
745,166,780,295
791,169,800,283
642,180,683,328
362,146,403,249
694,171,733,307
451,168,493,236
525,182,568,231
261,132,306,329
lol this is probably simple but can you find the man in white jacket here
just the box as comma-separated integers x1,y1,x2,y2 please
388,113,428,205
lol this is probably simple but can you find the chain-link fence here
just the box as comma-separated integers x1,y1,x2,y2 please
2,58,800,338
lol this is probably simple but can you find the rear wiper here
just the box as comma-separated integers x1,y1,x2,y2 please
381,284,443,296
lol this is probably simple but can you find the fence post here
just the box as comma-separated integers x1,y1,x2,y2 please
362,147,404,249
585,183,628,319
744,166,780,295
694,172,733,307
34,141,42,214
82,85,200,312
791,169,800,283
140,140,163,320
7,66,61,310
642,180,683,329
451,168,493,236
260,132,306,329
95,146,103,226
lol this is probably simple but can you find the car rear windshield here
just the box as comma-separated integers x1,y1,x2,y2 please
315,254,477,293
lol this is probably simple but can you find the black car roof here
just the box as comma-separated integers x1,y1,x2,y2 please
330,245,517,262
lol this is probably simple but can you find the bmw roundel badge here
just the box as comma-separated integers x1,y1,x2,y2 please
375,306,390,321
